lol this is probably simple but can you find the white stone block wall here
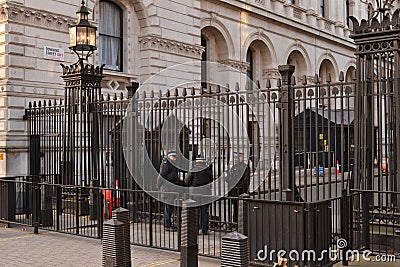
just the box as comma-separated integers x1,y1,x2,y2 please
0,0,371,176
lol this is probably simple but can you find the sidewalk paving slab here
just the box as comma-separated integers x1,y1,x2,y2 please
0,226,220,267
1,226,399,266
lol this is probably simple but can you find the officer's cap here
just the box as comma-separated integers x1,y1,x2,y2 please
195,155,206,162
167,151,177,157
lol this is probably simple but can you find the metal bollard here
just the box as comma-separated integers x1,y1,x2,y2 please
221,232,249,267
112,208,131,267
102,219,125,267
180,199,198,267
33,222,39,234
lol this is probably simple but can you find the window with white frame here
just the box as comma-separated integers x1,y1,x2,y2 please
99,1,122,71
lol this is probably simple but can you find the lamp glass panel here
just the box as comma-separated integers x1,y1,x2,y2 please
69,27,77,47
88,27,96,47
76,27,87,45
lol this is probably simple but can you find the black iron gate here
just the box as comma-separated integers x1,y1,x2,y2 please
21,69,358,263
348,6,400,259
14,4,400,265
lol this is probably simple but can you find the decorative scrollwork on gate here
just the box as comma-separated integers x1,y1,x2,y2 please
350,1,400,35
357,40,395,54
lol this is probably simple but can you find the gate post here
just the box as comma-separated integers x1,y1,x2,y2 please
0,177,16,227
176,197,182,252
29,133,40,179
89,179,100,220
40,182,53,227
305,202,315,267
278,65,295,201
341,189,350,266
55,174,62,232
362,65,373,249
347,9,400,249
32,175,40,234
238,193,249,236
60,62,104,186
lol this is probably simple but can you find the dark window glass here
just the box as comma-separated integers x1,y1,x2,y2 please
99,1,122,71
246,49,254,88
320,0,325,17
201,36,207,89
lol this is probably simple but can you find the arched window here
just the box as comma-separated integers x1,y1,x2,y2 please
99,1,122,71
246,40,273,83
287,50,308,82
201,26,229,88
319,59,336,82
319,59,336,107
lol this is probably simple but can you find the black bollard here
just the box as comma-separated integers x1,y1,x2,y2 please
221,232,249,267
102,219,125,267
180,199,198,267
112,208,131,267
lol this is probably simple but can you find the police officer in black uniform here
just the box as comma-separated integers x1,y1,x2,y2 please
227,152,250,223
185,155,213,235
157,151,180,231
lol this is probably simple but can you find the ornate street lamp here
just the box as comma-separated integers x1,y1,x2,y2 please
68,0,97,61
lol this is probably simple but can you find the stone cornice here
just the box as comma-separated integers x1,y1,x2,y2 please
138,35,205,59
0,3,75,31
263,68,280,79
218,60,249,73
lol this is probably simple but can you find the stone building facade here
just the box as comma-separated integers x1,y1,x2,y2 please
0,0,381,176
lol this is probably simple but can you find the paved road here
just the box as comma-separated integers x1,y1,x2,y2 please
0,226,220,267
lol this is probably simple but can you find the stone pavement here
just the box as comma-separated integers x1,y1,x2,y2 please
0,226,220,267
1,226,399,267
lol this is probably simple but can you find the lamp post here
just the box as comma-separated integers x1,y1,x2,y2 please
68,0,97,61
61,0,103,189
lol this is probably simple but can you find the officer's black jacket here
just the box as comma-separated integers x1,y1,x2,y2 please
185,163,213,187
157,159,180,190
227,161,250,197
